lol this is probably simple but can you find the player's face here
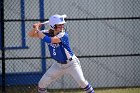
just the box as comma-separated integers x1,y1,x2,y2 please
55,24,64,32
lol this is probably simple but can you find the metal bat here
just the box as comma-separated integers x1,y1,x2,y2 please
40,21,49,25
35,14,67,32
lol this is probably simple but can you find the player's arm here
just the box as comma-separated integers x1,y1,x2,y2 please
51,36,61,43
29,22,61,43
38,32,61,43
28,22,42,38
28,28,39,38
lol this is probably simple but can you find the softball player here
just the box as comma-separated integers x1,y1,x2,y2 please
28,14,95,93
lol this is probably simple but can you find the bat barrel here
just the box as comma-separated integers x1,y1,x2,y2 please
40,21,49,25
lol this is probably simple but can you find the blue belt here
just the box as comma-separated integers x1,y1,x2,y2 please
57,58,73,64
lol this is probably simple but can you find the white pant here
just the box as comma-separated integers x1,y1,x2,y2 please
38,55,88,89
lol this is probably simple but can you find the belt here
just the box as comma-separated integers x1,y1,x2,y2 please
57,58,73,64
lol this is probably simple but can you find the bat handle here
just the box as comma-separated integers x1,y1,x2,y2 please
36,27,40,33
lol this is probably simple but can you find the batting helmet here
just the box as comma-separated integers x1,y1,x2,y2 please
48,14,67,29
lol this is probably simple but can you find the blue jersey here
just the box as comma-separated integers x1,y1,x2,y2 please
42,30,74,63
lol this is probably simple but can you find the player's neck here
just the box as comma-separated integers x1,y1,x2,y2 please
54,30,60,36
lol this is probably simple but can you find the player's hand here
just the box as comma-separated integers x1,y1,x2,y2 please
28,22,41,38
28,28,39,38
33,22,42,29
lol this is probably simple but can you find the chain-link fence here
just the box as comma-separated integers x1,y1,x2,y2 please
0,0,140,93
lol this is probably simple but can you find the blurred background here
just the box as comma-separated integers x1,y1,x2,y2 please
0,0,140,93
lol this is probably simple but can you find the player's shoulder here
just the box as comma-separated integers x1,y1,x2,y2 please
57,31,68,38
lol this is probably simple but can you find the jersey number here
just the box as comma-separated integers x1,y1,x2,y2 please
53,48,56,55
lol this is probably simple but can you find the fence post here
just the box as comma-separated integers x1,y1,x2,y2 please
1,0,6,93
39,0,46,74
